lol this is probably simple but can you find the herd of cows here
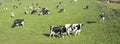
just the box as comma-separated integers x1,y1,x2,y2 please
1,0,106,38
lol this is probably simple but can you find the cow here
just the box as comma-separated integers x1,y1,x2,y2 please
39,7,50,15
58,8,65,13
31,9,37,14
65,23,83,36
11,18,24,28
99,13,105,22
49,25,67,38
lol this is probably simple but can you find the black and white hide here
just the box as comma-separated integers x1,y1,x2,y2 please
24,10,29,14
11,18,24,28
31,9,37,14
99,13,105,22
49,26,67,38
40,8,50,15
65,23,83,36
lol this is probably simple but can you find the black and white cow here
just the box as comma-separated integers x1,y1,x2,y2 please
40,7,50,15
49,25,67,38
65,23,83,36
11,18,24,28
99,13,105,22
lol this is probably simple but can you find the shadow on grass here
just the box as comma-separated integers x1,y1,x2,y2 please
43,34,60,37
86,21,97,24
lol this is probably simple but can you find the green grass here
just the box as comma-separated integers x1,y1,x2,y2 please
0,0,120,44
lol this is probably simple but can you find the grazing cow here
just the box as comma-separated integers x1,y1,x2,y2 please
65,23,83,36
11,12,15,18
99,13,105,22
13,6,18,9
11,18,24,28
40,7,50,15
58,8,65,13
49,25,67,38
31,9,37,14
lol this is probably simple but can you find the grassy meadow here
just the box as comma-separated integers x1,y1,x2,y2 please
0,0,119,44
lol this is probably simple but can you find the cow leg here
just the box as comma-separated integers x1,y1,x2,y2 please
52,33,55,38
67,31,71,36
49,33,52,38
61,33,66,38
75,29,81,36
49,32,55,38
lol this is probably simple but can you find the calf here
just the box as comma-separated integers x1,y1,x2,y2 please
49,25,66,38
11,18,24,28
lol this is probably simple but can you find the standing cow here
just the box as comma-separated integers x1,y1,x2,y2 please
49,25,67,38
65,23,83,36
11,18,24,28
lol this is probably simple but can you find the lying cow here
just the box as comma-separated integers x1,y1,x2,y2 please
11,18,24,28
65,23,83,36
49,25,67,38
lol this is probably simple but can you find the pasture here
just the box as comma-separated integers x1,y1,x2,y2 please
0,0,120,44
